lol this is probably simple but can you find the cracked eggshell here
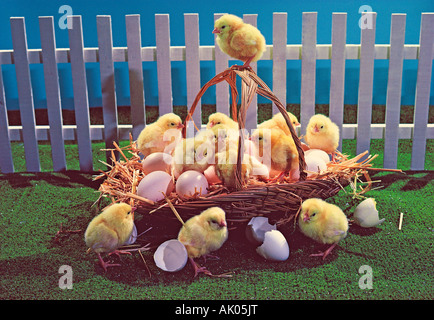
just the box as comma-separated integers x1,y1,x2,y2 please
245,217,277,245
137,171,174,202
142,152,172,174
305,155,327,176
353,198,385,228
123,223,137,245
256,230,290,261
304,149,330,163
204,165,222,184
153,239,188,272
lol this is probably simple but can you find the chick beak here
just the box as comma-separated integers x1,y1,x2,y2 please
303,213,310,222
131,206,137,218
314,125,320,133
220,220,227,228
177,123,185,129
212,27,220,34
209,121,215,128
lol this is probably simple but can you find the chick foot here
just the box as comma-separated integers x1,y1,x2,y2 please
310,243,337,260
190,258,232,278
96,253,121,272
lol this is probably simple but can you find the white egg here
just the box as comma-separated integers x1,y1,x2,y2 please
353,198,385,228
153,239,188,272
136,171,174,202
123,223,137,245
304,149,330,163
256,230,290,261
305,155,327,176
142,152,173,174
176,170,209,199
245,217,277,245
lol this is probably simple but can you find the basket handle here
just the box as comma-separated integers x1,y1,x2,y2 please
183,66,307,190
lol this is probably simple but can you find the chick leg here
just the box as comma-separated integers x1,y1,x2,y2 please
189,258,232,278
96,252,121,272
310,243,337,260
108,250,133,258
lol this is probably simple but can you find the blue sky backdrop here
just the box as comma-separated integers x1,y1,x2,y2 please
0,0,433,110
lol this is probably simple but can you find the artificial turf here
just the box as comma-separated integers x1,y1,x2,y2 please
0,138,433,300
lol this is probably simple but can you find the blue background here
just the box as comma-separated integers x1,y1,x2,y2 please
0,0,433,110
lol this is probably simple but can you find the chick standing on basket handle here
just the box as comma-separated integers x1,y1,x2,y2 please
213,14,266,69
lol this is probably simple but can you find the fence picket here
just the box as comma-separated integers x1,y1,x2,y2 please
0,66,14,173
39,16,67,172
384,14,406,169
356,12,377,157
300,12,317,131
184,13,202,129
214,13,230,116
10,17,40,172
126,14,146,140
329,13,347,152
411,13,434,170
272,12,287,117
97,15,119,163
68,15,93,172
155,14,173,116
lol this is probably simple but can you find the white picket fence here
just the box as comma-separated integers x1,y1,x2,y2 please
0,12,433,174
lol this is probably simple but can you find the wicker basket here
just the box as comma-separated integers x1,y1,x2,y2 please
95,66,360,230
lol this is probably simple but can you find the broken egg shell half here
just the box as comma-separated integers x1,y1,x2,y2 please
203,165,222,184
245,217,277,246
353,198,385,228
153,239,188,272
123,223,137,245
304,149,330,163
142,152,173,174
176,170,209,199
136,171,174,202
304,155,327,176
256,230,290,261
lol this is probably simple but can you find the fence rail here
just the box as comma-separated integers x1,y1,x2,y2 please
0,12,433,174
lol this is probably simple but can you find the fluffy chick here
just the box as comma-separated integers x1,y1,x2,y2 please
257,111,300,136
178,207,228,277
213,14,266,68
136,113,184,158
172,137,214,178
251,127,299,181
206,112,239,131
85,203,136,271
298,198,348,260
304,114,339,156
214,143,256,189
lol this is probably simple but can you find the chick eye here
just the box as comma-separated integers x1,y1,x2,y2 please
204,152,207,156
311,211,317,217
320,126,324,129
170,122,175,126
217,122,221,125
221,25,226,29
258,136,263,141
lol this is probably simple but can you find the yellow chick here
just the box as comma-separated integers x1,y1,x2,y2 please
304,114,339,156
206,112,239,131
84,203,136,271
213,14,266,68
298,198,349,260
257,111,300,136
172,137,214,178
251,128,299,181
136,113,184,158
178,207,228,277
214,144,255,189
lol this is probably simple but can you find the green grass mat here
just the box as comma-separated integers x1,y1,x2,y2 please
0,139,433,299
